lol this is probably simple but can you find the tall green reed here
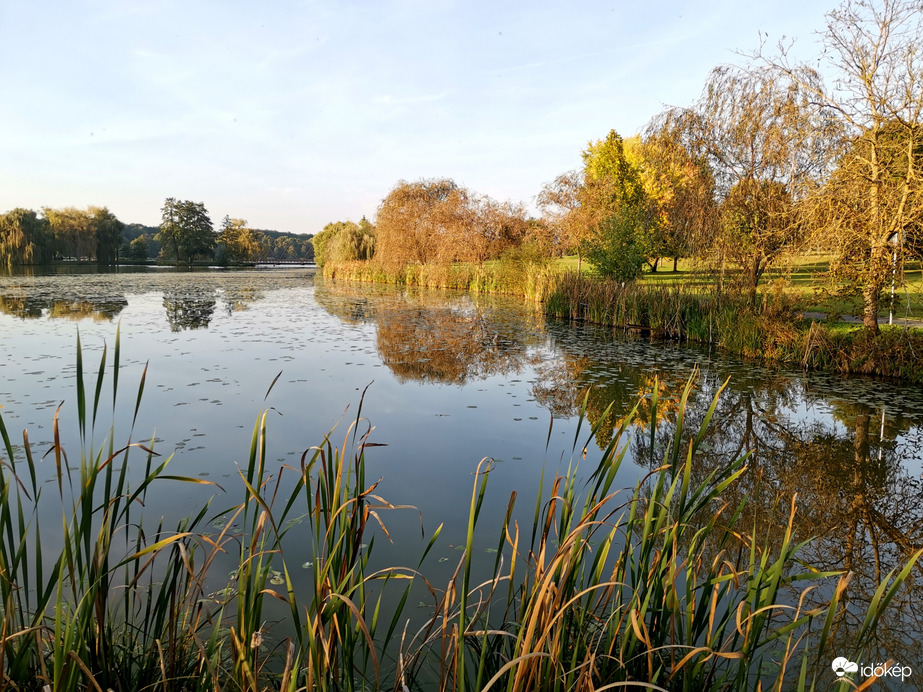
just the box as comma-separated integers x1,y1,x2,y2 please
0,327,219,691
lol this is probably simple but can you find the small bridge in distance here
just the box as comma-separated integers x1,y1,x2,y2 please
246,260,317,268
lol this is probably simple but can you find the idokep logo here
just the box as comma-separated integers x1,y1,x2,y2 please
831,657,913,683
832,657,859,676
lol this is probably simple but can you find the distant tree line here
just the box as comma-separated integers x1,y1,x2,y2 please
1,200,316,268
0,206,124,269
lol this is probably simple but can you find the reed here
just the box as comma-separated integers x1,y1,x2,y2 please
544,273,923,382
323,258,559,303
0,336,919,690
0,327,219,690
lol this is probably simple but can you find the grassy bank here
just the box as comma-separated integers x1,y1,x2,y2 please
546,272,923,384
0,335,919,691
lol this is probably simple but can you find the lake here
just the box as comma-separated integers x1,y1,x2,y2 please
1,266,922,685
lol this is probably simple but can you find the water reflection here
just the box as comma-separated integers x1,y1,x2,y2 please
315,282,545,384
0,292,127,321
220,283,264,315
637,375,923,682
2,270,922,680
163,289,217,331
0,270,271,326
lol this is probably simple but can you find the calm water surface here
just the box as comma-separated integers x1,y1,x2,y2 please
1,266,922,682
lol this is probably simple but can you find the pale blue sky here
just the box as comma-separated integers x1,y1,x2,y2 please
1,0,832,235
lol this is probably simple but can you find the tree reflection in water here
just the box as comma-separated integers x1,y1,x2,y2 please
0,293,127,321
316,281,923,679
219,282,264,316
634,376,923,684
315,282,545,385
163,288,217,331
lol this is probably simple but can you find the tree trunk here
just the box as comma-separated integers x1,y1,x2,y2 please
673,256,679,272
862,243,888,335
862,281,882,335
747,255,762,307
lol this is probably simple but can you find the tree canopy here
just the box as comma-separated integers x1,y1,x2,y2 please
156,198,215,263
759,0,923,331
374,179,526,267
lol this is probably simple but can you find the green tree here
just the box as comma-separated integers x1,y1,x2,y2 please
127,235,150,261
311,220,374,266
44,207,94,259
583,207,647,281
580,130,654,279
0,208,53,268
156,198,215,263
90,206,124,264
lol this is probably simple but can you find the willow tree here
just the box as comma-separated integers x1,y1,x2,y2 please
218,216,265,263
662,64,836,300
375,178,525,267
759,0,923,333
0,208,52,268
90,206,124,264
537,170,592,270
374,179,468,266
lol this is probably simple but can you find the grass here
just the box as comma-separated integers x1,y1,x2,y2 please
0,334,920,690
557,251,923,322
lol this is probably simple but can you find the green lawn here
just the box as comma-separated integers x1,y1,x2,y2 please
554,253,923,322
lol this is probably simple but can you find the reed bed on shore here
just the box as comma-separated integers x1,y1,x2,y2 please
545,272,923,383
0,335,919,690
323,259,559,304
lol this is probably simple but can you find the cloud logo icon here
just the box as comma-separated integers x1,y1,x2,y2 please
832,657,859,676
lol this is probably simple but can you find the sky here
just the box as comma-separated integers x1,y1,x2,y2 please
0,0,835,235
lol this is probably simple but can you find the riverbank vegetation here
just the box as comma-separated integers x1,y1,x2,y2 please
1,337,919,691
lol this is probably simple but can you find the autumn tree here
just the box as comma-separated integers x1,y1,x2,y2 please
759,0,923,333
374,179,524,267
374,179,469,266
663,64,835,300
624,131,716,271
537,170,593,269
217,216,265,263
